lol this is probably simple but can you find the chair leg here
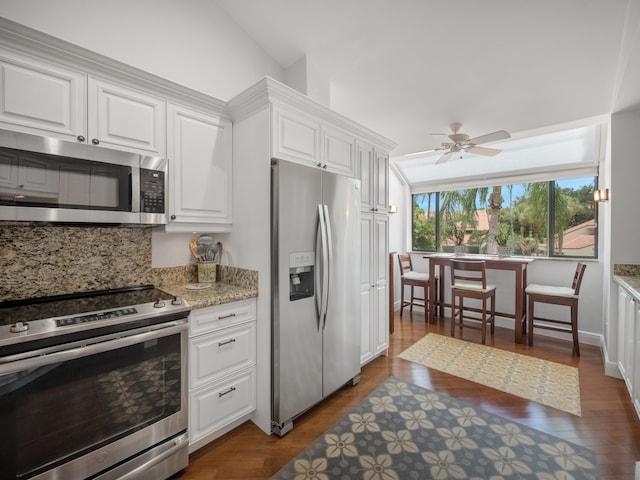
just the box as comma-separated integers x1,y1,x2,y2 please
572,302,580,357
450,293,456,337
410,286,414,314
424,283,429,324
481,298,487,344
527,296,534,347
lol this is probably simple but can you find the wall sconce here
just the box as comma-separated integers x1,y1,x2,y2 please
594,188,609,202
388,205,398,214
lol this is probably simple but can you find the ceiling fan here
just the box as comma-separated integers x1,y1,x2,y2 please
409,123,511,165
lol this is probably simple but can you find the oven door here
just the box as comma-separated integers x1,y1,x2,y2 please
0,319,188,480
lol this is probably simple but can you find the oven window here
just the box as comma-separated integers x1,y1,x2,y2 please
0,333,181,479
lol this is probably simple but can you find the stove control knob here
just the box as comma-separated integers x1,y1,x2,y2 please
153,299,166,308
171,296,183,305
10,321,29,333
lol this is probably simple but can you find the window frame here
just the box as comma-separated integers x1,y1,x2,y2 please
411,177,598,259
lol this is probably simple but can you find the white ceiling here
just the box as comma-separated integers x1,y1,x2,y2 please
215,0,640,177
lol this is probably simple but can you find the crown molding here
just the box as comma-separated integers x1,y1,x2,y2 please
229,76,397,152
0,17,229,117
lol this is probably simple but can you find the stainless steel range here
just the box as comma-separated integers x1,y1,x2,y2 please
0,285,191,480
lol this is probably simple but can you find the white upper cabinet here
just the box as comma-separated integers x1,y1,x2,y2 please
0,49,86,141
166,103,232,232
322,125,356,177
0,49,166,157
272,105,320,166
271,103,357,177
358,140,389,214
88,77,166,156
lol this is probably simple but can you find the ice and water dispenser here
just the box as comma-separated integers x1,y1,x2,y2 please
289,252,314,301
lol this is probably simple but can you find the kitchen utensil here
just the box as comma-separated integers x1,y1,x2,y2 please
190,238,201,261
196,235,214,261
215,242,223,263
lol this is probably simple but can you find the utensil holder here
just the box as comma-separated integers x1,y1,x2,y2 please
197,261,217,284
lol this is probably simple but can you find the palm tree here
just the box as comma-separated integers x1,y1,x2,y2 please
440,186,504,254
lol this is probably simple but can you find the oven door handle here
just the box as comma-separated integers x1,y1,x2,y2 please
0,320,187,376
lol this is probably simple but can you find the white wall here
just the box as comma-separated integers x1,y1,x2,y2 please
0,0,284,102
0,1,286,268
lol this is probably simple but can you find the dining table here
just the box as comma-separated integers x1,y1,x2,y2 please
423,253,535,344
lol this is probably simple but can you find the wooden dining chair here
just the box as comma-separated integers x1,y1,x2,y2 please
525,262,586,356
398,254,436,319
450,259,496,344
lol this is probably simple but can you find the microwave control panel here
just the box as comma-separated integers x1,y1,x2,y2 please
140,169,165,213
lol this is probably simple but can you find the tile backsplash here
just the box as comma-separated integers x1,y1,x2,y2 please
1,223,153,302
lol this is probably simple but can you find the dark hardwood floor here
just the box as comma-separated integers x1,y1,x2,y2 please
180,311,640,479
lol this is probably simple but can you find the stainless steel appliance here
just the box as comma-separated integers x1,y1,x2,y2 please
271,159,361,436
0,285,190,479
0,129,167,224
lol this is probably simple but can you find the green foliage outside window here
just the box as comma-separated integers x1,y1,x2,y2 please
412,178,596,258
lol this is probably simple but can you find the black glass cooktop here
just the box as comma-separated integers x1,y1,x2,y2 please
0,285,173,327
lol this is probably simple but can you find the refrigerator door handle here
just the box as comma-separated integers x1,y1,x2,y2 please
316,204,329,330
322,204,333,331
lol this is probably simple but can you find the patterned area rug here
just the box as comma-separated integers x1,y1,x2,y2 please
271,377,599,479
398,333,581,416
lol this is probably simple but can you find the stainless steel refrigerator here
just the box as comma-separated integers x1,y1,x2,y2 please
271,159,361,436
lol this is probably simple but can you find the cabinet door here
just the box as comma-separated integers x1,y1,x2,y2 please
88,77,166,156
357,141,374,212
167,103,232,230
322,125,356,177
0,49,86,141
373,214,389,355
374,150,389,213
625,296,636,396
272,105,320,167
360,213,374,364
360,213,389,364
618,287,629,378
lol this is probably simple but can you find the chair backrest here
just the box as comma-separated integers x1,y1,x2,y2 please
572,262,587,295
451,259,487,289
398,254,413,275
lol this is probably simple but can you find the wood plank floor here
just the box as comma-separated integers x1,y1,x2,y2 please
180,311,640,479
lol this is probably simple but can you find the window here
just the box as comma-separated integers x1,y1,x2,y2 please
412,177,596,258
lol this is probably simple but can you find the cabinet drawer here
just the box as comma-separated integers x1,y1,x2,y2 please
189,368,256,444
189,298,256,336
189,322,256,389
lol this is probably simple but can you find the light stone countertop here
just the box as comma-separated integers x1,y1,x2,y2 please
160,282,258,310
613,275,640,302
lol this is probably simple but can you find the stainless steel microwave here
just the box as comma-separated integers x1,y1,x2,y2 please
0,129,167,224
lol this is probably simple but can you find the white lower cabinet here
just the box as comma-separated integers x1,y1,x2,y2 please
188,298,257,452
616,283,640,419
360,213,389,365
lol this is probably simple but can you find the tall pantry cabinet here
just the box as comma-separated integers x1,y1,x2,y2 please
227,77,395,433
358,142,390,365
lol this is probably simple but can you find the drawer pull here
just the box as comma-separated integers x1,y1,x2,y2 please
219,386,236,397
218,338,236,347
218,313,237,320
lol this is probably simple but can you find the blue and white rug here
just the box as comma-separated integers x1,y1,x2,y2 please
271,376,599,479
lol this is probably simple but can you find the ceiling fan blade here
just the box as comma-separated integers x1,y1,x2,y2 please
435,152,453,164
468,130,511,145
401,148,441,157
466,145,501,156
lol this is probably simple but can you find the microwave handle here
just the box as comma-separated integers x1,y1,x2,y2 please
131,165,140,213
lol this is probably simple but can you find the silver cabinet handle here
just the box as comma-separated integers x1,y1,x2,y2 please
218,338,236,347
219,386,236,397
218,313,237,320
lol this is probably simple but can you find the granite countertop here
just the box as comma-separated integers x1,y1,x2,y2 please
614,275,640,302
160,282,258,310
